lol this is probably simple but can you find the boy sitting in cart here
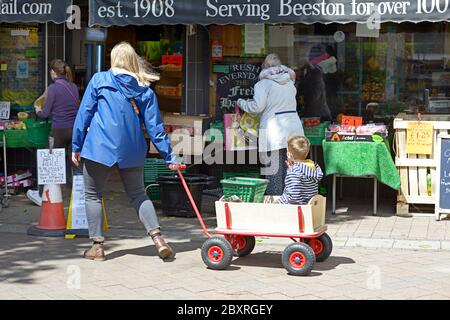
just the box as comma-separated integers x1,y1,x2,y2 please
277,136,324,205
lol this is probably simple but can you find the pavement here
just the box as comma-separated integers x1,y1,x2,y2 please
1,170,450,300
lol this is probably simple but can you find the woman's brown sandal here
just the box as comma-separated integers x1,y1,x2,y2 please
150,232,173,259
83,241,106,261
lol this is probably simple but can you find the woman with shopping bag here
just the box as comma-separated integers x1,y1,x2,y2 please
237,53,304,195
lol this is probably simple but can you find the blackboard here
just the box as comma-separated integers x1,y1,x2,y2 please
439,137,450,210
215,63,261,119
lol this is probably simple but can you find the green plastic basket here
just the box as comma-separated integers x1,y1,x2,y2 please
144,158,185,201
304,121,330,146
5,129,33,148
221,177,269,203
23,119,51,148
223,169,260,180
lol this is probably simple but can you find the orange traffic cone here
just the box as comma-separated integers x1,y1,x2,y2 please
27,184,67,237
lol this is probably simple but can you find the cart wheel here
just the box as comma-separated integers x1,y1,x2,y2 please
306,233,333,262
282,242,316,276
201,237,233,270
226,235,256,257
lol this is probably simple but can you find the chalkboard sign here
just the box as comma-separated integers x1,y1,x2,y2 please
436,134,450,220
216,63,261,119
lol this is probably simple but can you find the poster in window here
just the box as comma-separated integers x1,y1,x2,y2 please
16,61,29,79
242,24,267,57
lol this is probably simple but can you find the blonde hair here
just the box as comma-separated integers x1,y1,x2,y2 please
288,136,310,161
110,42,160,86
262,53,282,69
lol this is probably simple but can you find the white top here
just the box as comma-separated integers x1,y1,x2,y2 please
238,72,304,152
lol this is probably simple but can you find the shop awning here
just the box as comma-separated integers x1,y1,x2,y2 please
89,0,450,27
0,0,73,24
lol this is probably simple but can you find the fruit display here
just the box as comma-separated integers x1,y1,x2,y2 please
303,117,321,127
1,89,38,107
17,112,29,121
362,81,385,102
6,121,26,130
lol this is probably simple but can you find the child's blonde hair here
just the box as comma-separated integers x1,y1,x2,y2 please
110,42,159,86
288,136,310,161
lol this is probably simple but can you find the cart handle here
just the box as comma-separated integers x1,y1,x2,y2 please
169,164,187,170
170,164,212,239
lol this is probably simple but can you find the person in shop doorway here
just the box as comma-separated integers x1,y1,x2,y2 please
72,42,181,261
318,45,339,119
26,59,80,206
297,57,332,122
237,53,304,196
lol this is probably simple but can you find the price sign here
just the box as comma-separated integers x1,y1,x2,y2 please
0,101,10,120
341,115,363,128
406,121,433,155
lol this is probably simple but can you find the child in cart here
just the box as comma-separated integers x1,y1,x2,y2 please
276,136,323,205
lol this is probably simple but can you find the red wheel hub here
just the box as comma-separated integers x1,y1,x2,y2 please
308,239,324,255
226,236,246,251
289,252,306,268
207,246,224,262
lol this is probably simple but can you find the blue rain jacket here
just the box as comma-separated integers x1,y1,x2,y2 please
72,70,176,168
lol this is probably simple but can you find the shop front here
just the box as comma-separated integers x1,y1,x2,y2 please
0,0,72,199
87,0,450,218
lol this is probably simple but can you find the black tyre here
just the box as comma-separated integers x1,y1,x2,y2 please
306,233,333,262
227,235,256,257
281,242,316,276
201,237,233,270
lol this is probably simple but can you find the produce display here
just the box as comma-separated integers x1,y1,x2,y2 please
1,89,38,107
6,121,26,130
361,81,385,102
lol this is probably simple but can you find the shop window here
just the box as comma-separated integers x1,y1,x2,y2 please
0,23,45,116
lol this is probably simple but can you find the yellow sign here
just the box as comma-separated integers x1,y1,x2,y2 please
406,121,433,155
1,64,7,71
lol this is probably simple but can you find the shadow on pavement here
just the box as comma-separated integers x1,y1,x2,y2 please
232,251,355,275
105,240,201,261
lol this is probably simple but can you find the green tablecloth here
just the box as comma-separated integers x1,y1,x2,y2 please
322,141,400,190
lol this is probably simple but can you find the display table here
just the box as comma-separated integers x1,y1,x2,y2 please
322,140,401,215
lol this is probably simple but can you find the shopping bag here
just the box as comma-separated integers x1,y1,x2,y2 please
224,107,257,151
239,112,259,142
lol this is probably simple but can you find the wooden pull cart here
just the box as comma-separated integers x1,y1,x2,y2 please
170,164,333,276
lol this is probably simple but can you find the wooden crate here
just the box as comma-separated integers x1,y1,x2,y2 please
394,113,450,216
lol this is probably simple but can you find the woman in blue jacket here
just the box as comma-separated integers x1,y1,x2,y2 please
72,42,178,261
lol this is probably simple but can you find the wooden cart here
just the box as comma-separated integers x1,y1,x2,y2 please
172,164,332,276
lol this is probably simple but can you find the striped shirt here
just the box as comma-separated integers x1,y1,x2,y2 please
278,161,323,205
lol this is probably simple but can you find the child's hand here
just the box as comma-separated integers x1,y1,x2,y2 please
285,159,294,168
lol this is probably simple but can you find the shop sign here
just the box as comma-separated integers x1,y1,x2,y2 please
216,63,261,115
341,115,363,128
0,0,73,24
37,148,66,185
89,0,450,26
406,121,433,155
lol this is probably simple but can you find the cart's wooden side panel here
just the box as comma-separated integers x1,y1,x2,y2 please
215,196,326,235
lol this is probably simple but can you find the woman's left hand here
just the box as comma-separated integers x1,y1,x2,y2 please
72,152,81,167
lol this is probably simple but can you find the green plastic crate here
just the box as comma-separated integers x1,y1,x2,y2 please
23,119,51,148
221,177,269,203
223,169,260,180
5,129,33,148
304,121,330,146
144,158,185,201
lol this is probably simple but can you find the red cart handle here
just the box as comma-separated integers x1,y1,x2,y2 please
169,164,187,170
169,164,212,238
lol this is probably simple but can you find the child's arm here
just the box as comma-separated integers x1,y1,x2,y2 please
299,162,324,182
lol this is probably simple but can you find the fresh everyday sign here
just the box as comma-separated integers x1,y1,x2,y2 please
89,0,450,26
